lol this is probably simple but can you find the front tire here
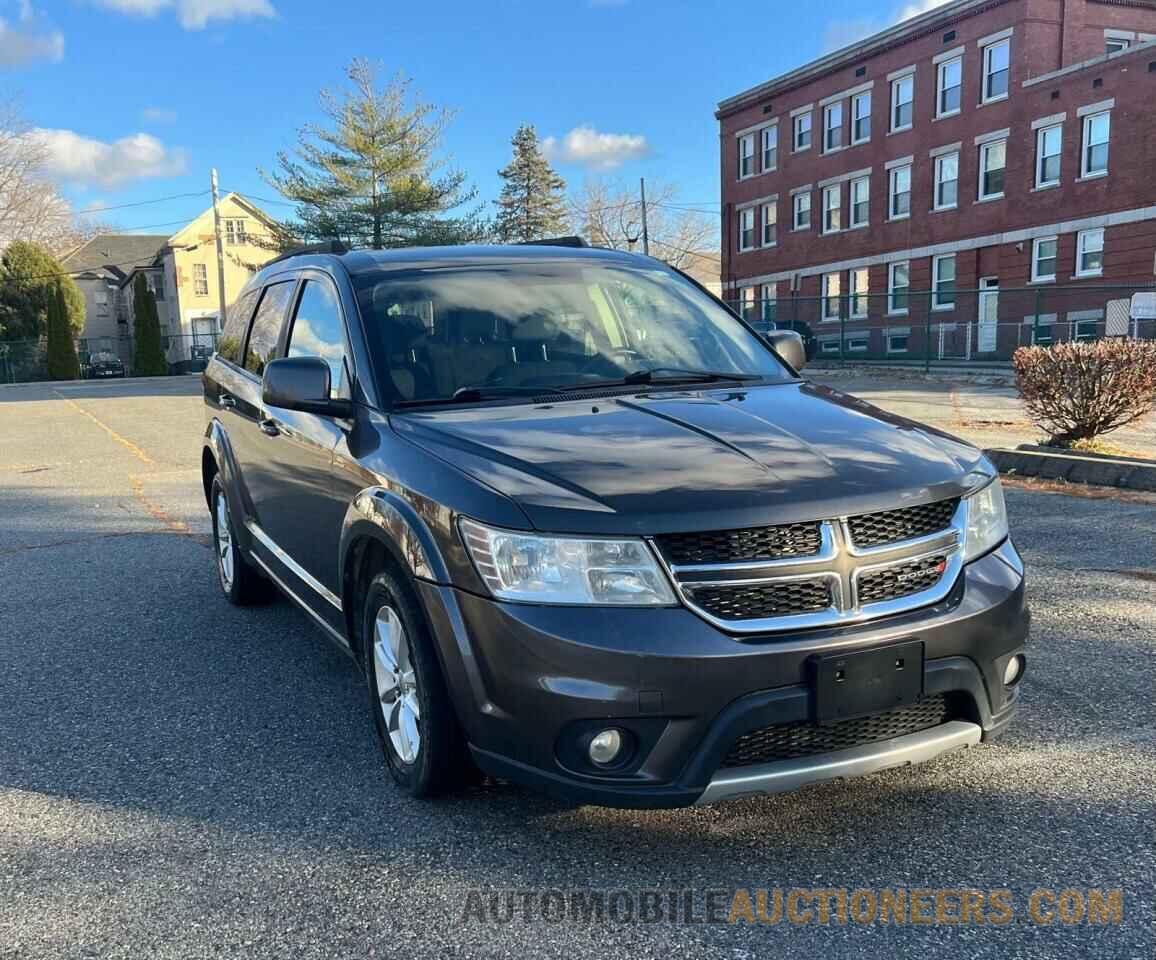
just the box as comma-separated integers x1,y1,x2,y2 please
210,475,266,605
363,568,473,797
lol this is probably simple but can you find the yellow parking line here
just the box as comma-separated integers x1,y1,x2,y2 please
54,393,154,465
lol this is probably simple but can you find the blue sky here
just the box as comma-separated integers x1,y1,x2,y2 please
6,0,942,235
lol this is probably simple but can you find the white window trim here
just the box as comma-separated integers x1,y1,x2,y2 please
932,254,956,311
888,164,912,221
889,73,915,134
737,132,756,181
761,200,778,248
886,328,911,353
933,152,959,212
979,37,1010,105
823,102,844,154
887,262,910,316
1080,110,1111,179
737,207,756,253
1030,236,1058,283
849,267,869,318
1035,123,1062,189
849,176,870,228
822,184,842,234
851,91,872,145
844,335,869,353
935,55,963,119
792,192,812,231
821,273,841,321
760,122,779,173
1074,227,1104,278
977,139,1007,202
819,79,873,107
793,110,813,153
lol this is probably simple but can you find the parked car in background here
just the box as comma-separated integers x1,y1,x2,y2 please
87,351,125,378
201,242,1028,808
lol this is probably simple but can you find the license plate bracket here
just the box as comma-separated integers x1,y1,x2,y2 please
811,640,924,724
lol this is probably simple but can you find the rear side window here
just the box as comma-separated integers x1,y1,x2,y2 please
287,279,350,398
243,280,296,376
216,288,257,365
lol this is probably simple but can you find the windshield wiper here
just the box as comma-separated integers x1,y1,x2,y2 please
619,367,763,386
393,384,568,408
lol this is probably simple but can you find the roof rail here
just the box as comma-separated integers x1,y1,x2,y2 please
264,239,349,268
515,236,588,248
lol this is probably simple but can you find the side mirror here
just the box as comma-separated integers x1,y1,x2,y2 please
262,356,352,417
765,330,807,372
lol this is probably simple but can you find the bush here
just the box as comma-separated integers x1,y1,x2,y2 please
132,273,168,376
1012,339,1156,447
45,280,79,380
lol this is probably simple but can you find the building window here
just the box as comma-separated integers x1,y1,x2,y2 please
982,38,1010,102
845,335,869,353
794,111,812,151
1105,31,1131,55
850,176,869,227
888,261,910,314
737,207,755,252
1031,237,1058,283
1036,124,1062,187
1032,320,1055,346
933,254,956,309
821,272,841,320
760,284,777,325
762,124,778,171
936,56,962,117
193,262,209,296
1081,111,1110,178
224,219,248,245
851,91,871,143
978,139,1006,200
849,267,869,318
889,164,911,219
1075,227,1104,277
793,192,811,230
824,102,843,152
822,184,842,233
934,151,959,210
148,272,166,302
819,338,840,355
891,74,914,132
761,201,777,246
738,286,756,321
1075,317,1101,341
887,330,910,353
737,133,755,179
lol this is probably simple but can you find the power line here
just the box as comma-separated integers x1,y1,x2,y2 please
77,190,210,216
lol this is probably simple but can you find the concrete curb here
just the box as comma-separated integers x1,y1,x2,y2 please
810,363,1016,386
985,447,1156,491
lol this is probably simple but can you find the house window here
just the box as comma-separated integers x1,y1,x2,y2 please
824,102,843,152
793,192,811,230
978,139,1006,199
1081,111,1110,177
738,286,756,321
1075,227,1104,277
845,335,869,353
933,254,956,309
760,284,778,325
821,273,841,320
851,91,871,143
1036,124,1062,187
737,207,755,251
761,124,778,171
224,219,248,245
849,267,869,318
761,202,778,246
794,111,812,151
888,261,910,314
982,38,1010,102
934,151,959,209
887,330,910,353
1031,237,1058,282
850,176,869,227
891,74,914,131
822,184,841,233
889,164,911,219
737,133,755,179
193,263,209,296
936,56,962,117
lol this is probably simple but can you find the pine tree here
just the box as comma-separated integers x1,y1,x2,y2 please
495,124,568,243
262,59,487,249
45,280,79,380
132,273,167,377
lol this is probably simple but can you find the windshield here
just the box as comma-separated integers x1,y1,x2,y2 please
354,258,791,405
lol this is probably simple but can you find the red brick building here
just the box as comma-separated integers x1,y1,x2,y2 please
717,0,1156,360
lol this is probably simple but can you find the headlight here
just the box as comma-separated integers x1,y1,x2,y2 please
458,518,676,606
963,473,1008,561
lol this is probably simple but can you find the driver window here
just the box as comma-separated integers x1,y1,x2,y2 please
287,279,350,399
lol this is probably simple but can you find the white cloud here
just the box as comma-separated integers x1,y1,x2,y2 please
0,16,62,65
541,125,648,171
822,0,951,54
93,0,276,30
141,106,178,123
31,128,189,188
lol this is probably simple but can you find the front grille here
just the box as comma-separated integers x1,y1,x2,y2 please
655,522,822,565
847,498,960,549
857,554,948,605
721,695,953,768
687,578,832,621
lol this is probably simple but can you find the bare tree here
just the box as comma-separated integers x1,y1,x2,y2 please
569,178,717,271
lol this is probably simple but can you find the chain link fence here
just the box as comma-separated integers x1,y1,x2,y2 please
727,283,1156,368
0,332,220,383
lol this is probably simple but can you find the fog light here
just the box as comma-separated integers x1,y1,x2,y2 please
1003,654,1025,686
588,729,623,765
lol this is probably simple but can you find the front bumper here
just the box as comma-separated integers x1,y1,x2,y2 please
417,539,1029,808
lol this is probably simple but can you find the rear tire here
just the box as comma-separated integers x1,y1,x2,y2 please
363,567,474,797
210,475,266,606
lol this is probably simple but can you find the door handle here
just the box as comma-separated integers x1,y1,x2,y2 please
218,394,236,409
259,418,281,437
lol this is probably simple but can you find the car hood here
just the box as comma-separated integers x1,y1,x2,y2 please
389,382,986,535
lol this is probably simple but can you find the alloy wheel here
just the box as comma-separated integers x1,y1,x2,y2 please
373,605,422,764
215,491,234,591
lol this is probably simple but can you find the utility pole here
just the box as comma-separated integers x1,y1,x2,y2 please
639,177,650,257
210,168,228,331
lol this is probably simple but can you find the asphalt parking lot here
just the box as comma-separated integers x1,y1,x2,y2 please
1,375,1153,959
